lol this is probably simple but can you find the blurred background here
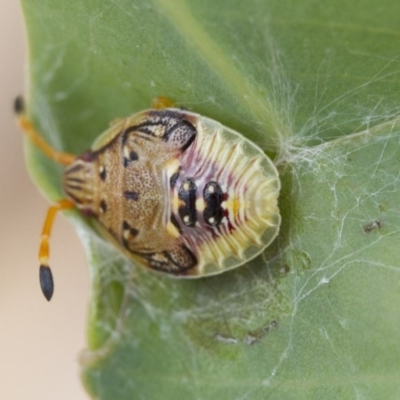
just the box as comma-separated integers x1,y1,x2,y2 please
0,2,89,399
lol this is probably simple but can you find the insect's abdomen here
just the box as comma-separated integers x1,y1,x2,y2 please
171,115,280,276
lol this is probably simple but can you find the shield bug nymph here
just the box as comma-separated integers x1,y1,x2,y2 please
16,96,281,301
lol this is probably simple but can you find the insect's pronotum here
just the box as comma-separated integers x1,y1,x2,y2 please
16,96,281,301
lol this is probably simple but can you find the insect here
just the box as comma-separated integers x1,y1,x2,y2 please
16,96,281,301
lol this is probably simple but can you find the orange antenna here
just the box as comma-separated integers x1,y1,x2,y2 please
14,96,76,166
39,199,75,300
15,96,77,300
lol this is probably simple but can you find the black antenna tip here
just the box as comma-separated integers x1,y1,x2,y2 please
39,265,54,301
14,95,24,114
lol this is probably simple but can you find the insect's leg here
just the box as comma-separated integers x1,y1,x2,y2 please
151,96,176,109
14,96,75,166
39,199,75,301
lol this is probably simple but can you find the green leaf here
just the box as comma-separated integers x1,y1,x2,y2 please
21,0,400,398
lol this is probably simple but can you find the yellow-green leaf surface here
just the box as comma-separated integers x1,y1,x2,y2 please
21,0,400,398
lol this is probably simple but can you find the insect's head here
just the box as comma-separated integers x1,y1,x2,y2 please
63,151,98,217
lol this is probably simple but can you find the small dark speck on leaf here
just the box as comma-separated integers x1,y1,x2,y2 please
214,320,278,346
243,320,278,345
363,220,383,233
279,264,290,275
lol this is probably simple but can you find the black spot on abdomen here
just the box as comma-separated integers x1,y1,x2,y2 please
178,178,197,227
203,181,224,226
